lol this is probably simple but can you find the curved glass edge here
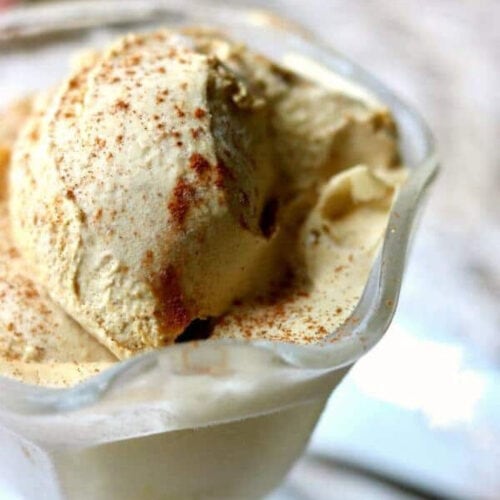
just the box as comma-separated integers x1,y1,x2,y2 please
0,1,438,414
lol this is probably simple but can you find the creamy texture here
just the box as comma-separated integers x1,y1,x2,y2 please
0,103,115,386
212,166,404,343
2,28,404,386
191,32,398,193
190,32,402,342
10,32,276,359
0,99,33,200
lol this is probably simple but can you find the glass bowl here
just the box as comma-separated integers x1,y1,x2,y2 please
0,2,438,499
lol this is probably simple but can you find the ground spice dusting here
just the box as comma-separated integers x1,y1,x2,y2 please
174,105,185,118
115,100,130,111
190,127,203,139
7,247,20,259
152,265,191,336
23,285,39,299
189,153,211,175
194,107,206,119
68,77,79,90
168,178,195,227
213,266,340,344
129,54,142,66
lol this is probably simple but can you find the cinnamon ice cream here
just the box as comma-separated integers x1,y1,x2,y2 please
2,29,404,386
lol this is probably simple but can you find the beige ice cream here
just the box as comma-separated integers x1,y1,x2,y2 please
10,31,276,359
190,33,404,342
2,28,404,386
0,102,115,386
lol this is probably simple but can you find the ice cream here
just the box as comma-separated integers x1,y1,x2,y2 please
2,28,405,386
10,31,277,359
0,101,116,386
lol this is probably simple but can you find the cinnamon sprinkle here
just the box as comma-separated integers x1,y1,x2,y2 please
168,178,195,227
152,265,191,336
188,153,211,176
115,100,130,111
194,107,206,119
174,105,185,118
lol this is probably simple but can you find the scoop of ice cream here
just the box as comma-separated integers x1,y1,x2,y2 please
9,31,276,359
182,32,404,345
6,28,406,383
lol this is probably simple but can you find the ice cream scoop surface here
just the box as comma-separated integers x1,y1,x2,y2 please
3,28,405,385
10,31,276,359
0,100,116,386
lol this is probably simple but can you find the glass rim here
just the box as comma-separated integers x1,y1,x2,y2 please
0,0,438,415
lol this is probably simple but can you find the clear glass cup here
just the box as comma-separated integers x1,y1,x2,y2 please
0,1,438,499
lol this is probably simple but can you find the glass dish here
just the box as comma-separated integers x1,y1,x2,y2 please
0,2,438,499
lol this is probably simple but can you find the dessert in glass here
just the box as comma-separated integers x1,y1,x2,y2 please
0,2,437,499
